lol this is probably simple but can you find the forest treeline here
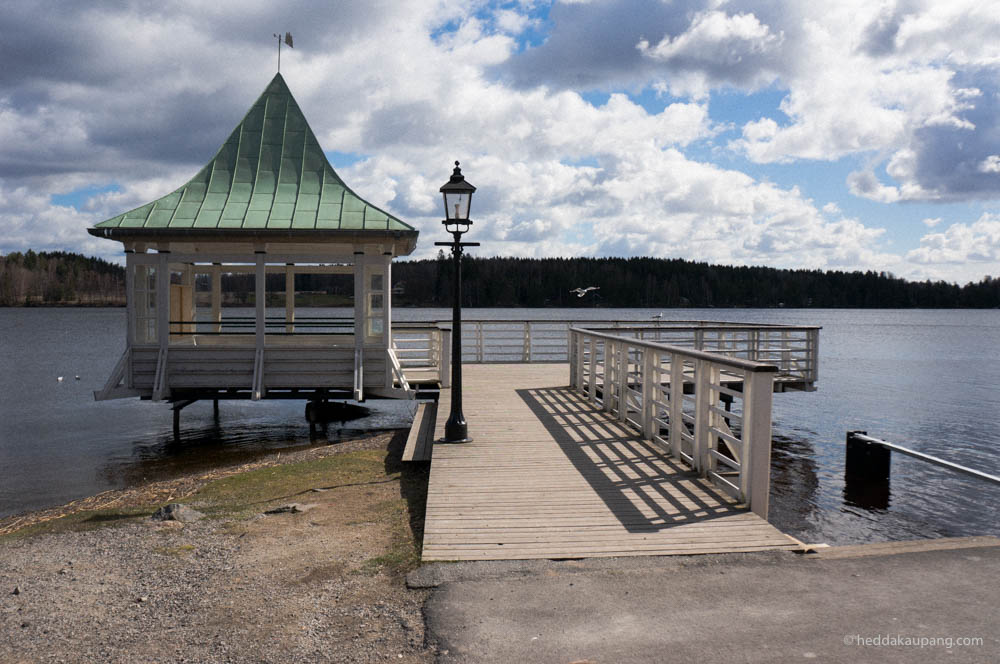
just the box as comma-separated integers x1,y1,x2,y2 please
0,250,126,306
2,250,998,308
392,254,1000,309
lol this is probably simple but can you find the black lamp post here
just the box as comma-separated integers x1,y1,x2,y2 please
435,161,478,443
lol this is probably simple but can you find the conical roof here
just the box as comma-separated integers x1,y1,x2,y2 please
92,73,414,234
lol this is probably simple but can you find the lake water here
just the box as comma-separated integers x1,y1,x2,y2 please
1,307,998,546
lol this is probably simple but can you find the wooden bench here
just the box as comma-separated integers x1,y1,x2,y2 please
402,401,436,462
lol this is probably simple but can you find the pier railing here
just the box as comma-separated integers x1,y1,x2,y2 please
568,327,778,517
390,319,818,391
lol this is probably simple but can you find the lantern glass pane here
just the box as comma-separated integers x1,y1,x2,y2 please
444,191,471,220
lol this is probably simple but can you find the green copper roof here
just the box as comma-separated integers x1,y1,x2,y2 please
94,73,413,233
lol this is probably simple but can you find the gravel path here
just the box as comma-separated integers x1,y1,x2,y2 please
0,435,436,663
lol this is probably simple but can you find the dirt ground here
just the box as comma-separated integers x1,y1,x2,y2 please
0,431,437,663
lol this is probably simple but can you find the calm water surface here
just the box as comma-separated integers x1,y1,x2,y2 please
1,307,999,546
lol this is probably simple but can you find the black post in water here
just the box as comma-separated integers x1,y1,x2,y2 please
844,430,891,509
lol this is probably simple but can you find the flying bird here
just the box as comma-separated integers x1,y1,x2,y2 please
570,286,600,297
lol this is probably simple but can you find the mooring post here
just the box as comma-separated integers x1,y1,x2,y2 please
844,430,891,509
846,430,891,478
173,407,181,440
213,399,219,418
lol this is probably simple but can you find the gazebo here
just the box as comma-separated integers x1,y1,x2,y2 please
89,73,419,408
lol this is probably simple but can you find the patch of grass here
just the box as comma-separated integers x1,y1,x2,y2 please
359,545,419,577
189,449,396,517
358,496,423,577
0,506,157,542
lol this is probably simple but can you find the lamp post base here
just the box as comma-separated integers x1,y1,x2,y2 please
441,416,472,444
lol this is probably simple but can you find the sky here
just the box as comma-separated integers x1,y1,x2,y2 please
2,0,1000,284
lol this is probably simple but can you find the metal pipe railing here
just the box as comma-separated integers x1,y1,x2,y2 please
847,431,1000,486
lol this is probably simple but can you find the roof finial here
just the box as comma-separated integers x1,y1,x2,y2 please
273,32,294,72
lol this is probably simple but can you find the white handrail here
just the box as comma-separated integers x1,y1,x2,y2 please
353,347,364,401
152,346,169,402
387,347,411,394
569,327,777,518
94,349,131,401
388,319,818,394
251,347,265,400
391,320,818,387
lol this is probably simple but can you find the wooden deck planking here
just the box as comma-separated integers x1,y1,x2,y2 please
422,363,799,561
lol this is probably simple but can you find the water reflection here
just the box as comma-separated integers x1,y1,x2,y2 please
99,399,416,489
766,431,820,540
843,476,891,512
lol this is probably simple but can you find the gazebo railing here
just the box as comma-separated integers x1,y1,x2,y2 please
168,316,355,336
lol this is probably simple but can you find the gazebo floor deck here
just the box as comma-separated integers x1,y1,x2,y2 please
422,363,800,561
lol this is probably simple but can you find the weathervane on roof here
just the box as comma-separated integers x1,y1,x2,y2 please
273,31,293,72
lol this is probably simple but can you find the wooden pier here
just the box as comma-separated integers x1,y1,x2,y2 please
420,364,800,561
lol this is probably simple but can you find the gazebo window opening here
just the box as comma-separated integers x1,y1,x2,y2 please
134,264,157,344
158,261,360,345
364,264,387,343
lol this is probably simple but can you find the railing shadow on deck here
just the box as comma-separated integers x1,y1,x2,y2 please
516,385,745,533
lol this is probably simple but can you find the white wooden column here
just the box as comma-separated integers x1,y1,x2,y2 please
125,250,136,346
353,252,366,400
181,263,194,334
382,252,392,349
285,264,295,333
152,251,171,402
641,348,655,440
744,370,775,518
255,251,266,352
669,356,685,458
381,252,392,389
692,359,710,473
157,251,170,351
252,251,266,401
211,264,222,333
353,252,366,348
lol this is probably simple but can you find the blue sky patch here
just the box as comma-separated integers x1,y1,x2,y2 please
326,151,369,170
710,86,790,129
51,184,122,209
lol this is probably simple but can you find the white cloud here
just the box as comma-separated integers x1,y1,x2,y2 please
0,0,998,286
979,155,1000,173
846,169,901,204
0,180,112,259
922,217,943,228
638,10,783,98
906,214,1000,279
721,1,1000,201
495,8,533,34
